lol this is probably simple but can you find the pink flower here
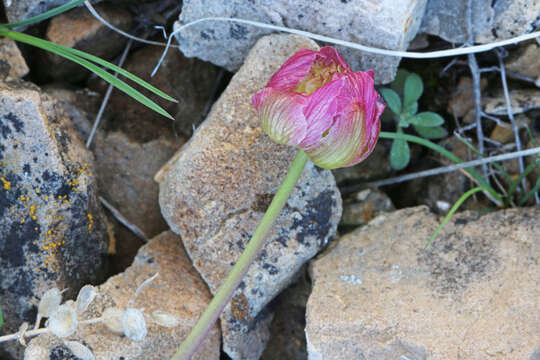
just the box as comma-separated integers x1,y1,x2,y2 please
252,47,385,170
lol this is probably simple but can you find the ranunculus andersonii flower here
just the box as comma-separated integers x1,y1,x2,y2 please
252,47,385,169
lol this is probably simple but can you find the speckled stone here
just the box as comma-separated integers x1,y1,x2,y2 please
27,231,221,360
3,0,98,24
157,34,342,360
306,206,540,360
174,0,427,84
0,38,29,81
0,80,108,358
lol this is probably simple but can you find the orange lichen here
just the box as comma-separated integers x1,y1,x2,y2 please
87,214,93,232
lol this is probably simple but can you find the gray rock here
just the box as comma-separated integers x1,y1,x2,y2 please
174,0,427,84
3,0,99,26
157,34,342,360
421,0,540,44
27,231,221,360
307,206,540,360
0,38,29,81
0,80,108,358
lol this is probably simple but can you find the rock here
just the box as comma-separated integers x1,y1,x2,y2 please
174,0,427,84
0,80,108,358
485,89,540,116
0,38,29,81
101,45,218,141
421,0,540,44
260,267,310,360
332,143,392,185
489,114,531,144
157,34,342,360
27,231,221,360
306,206,540,360
94,132,183,272
45,85,182,273
41,3,132,81
3,0,96,24
341,189,395,227
506,41,540,80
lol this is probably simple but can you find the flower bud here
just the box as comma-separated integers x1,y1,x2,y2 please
151,310,181,328
64,341,96,360
252,47,384,169
103,307,124,334
38,288,62,318
76,285,97,314
121,308,147,342
48,304,78,338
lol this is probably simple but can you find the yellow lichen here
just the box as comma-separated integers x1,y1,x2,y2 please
1,177,11,190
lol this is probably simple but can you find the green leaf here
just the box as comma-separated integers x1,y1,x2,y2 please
414,125,447,139
411,112,444,127
1,30,175,119
403,101,418,115
390,138,410,170
403,73,423,107
391,69,410,95
4,30,176,103
379,88,402,114
427,187,490,246
379,131,502,204
2,0,85,29
0,305,3,328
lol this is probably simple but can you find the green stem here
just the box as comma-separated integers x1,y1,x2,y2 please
379,131,502,204
171,150,309,360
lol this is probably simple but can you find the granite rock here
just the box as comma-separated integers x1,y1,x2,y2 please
3,0,97,24
0,80,108,358
307,206,540,360
174,0,427,84
157,34,342,360
485,89,540,116
421,0,540,44
27,231,221,360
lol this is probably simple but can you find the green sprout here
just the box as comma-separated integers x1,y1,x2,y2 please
379,70,447,170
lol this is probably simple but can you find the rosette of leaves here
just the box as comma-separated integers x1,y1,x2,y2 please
379,71,447,170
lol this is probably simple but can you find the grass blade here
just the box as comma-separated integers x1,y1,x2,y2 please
2,30,174,119
427,186,489,246
379,131,502,203
518,174,540,205
3,30,176,103
2,0,85,29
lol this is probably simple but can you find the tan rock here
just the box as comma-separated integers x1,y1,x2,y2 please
43,3,132,81
506,41,540,80
157,34,342,360
0,38,29,80
447,76,487,119
27,231,221,360
341,189,395,227
307,206,540,360
485,89,540,116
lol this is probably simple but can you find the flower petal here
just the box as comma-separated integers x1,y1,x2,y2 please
266,49,318,91
299,77,348,148
318,46,352,73
302,72,383,169
252,88,308,146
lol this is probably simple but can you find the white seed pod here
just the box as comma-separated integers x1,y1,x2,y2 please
38,288,62,318
64,340,96,360
48,304,78,338
76,285,97,314
24,344,49,360
121,308,147,342
102,307,124,334
151,310,181,328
